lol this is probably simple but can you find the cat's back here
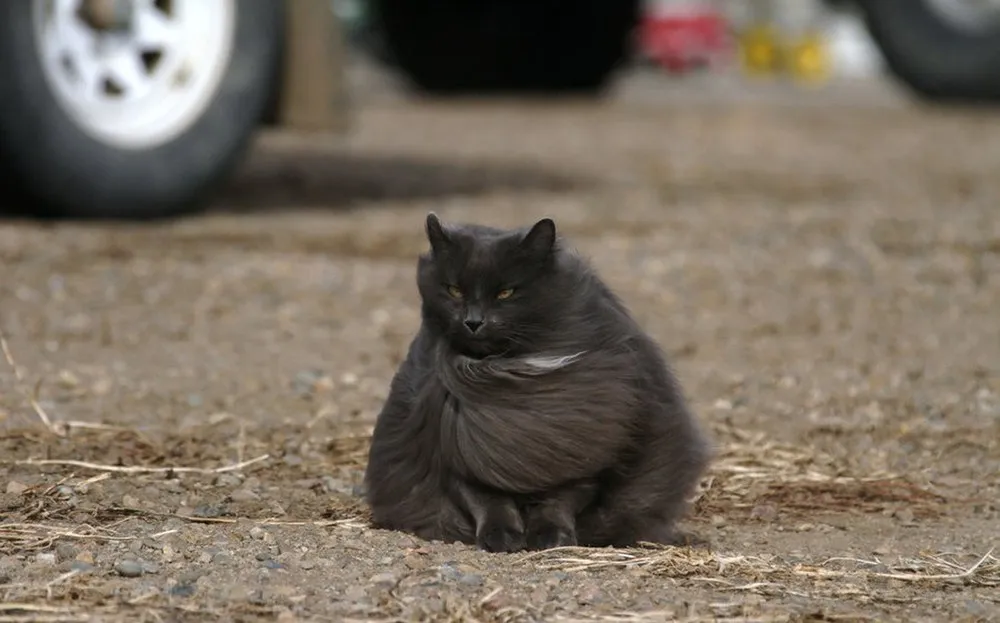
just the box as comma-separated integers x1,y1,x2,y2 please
560,251,684,394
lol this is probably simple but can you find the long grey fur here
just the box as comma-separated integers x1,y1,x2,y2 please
363,213,713,552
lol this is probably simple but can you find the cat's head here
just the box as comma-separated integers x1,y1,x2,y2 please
416,213,564,358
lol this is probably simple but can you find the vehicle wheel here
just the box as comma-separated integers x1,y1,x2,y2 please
371,0,640,95
0,0,283,220
859,0,1000,102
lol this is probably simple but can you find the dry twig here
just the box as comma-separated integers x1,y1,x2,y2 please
0,330,64,437
15,453,270,475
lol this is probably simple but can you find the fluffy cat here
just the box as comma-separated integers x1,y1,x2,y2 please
363,213,712,552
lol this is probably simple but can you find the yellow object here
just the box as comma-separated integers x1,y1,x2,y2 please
786,31,832,86
738,24,782,77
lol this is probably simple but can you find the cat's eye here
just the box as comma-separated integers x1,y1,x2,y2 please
496,288,515,300
446,285,463,299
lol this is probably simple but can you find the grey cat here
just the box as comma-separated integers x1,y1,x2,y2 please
363,213,712,552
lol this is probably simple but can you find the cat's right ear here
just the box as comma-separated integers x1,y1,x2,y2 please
425,212,451,255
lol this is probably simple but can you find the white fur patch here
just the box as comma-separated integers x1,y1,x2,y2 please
519,351,587,371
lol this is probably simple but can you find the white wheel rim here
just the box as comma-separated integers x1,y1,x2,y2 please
32,0,236,150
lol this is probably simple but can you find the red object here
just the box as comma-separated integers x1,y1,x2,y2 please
638,5,733,74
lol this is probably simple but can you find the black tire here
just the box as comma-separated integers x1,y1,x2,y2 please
0,0,283,220
858,0,1000,102
371,0,640,95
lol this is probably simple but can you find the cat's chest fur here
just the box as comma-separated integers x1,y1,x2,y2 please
433,345,643,494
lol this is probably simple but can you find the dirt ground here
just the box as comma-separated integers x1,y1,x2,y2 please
2,63,1000,622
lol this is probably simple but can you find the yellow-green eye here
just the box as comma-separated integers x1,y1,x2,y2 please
447,285,463,299
496,288,514,300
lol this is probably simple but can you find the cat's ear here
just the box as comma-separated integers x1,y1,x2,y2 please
425,212,451,255
519,218,557,258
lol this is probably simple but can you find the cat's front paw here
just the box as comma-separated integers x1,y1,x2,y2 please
527,523,577,550
476,516,526,553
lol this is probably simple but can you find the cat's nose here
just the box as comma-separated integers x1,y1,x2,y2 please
463,319,484,333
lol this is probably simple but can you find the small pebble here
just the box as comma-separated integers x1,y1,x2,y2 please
115,559,144,578
121,494,142,509
35,552,57,566
230,488,261,502
249,526,266,540
5,481,28,495
340,372,359,386
214,474,242,488
343,585,368,602
192,504,226,518
369,572,398,587
70,561,96,574
55,542,78,561
750,504,779,522
212,552,236,566
170,583,197,598
576,581,605,605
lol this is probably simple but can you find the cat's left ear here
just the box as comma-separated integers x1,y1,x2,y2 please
519,218,557,258
425,212,452,255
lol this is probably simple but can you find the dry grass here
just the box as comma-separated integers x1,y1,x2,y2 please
692,424,956,521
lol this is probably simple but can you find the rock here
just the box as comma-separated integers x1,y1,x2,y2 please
321,475,351,495
75,551,95,565
121,494,142,509
214,474,242,488
294,369,325,396
212,552,236,566
230,488,261,502
170,583,197,598
340,372,359,386
115,559,144,578
439,563,483,586
177,569,204,584
249,526,266,540
5,481,28,495
57,369,81,388
161,544,178,563
576,581,605,605
369,572,398,587
403,553,428,570
55,543,77,561
70,561,96,573
192,504,226,518
343,585,368,602
750,504,779,522
299,559,316,570
35,552,57,566
141,561,160,574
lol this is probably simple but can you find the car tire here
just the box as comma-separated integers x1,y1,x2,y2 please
0,0,283,220
372,0,640,95
859,0,1000,102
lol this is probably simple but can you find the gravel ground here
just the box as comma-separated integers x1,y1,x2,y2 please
2,63,1000,622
